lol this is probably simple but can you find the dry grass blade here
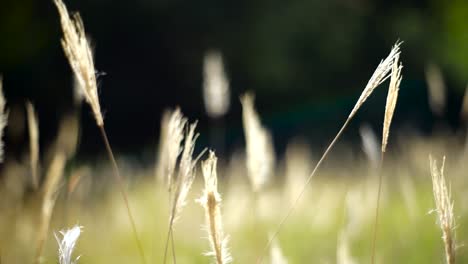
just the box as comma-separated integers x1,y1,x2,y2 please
156,108,187,191
430,156,456,264
164,121,203,263
35,151,66,264
0,76,8,163
371,52,403,263
240,93,275,193
197,151,232,264
26,101,40,189
53,0,103,126
258,41,402,263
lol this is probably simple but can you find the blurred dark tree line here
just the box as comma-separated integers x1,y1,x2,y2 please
0,0,467,158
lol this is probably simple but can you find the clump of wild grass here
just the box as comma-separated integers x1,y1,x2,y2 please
430,156,456,264
0,76,8,163
240,93,275,193
259,41,402,262
53,0,145,262
26,101,40,189
197,151,232,264
55,225,82,264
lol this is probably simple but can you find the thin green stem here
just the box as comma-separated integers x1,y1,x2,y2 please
98,125,146,264
257,118,351,263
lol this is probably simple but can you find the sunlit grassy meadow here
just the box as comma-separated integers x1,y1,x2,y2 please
1,1,467,264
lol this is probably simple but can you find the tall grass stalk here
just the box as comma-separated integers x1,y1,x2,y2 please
370,52,402,263
53,0,146,262
430,156,456,264
258,41,402,263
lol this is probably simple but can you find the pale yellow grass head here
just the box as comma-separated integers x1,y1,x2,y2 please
197,151,232,264
54,0,103,126
429,156,456,264
157,108,187,192
382,53,402,153
349,41,402,118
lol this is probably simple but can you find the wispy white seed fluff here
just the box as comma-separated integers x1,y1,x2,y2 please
55,225,82,264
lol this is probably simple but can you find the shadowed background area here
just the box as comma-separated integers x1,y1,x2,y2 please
1,0,468,159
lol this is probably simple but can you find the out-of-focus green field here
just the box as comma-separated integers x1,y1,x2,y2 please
1,137,467,263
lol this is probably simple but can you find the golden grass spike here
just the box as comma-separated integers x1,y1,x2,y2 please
258,41,402,263
430,156,456,264
240,92,275,193
0,76,7,163
197,151,232,264
26,101,40,190
382,54,402,153
349,41,401,119
156,108,187,192
35,151,66,264
53,0,103,126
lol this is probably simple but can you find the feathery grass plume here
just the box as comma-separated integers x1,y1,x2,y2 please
371,51,402,264
240,93,275,193
381,54,402,153
164,121,203,263
54,1,145,261
53,0,102,126
258,41,402,263
26,101,40,189
349,41,402,119
0,76,8,163
430,156,456,264
35,151,66,264
203,50,230,118
156,108,187,191
197,151,232,264
55,225,82,264
425,63,446,117
270,238,288,264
